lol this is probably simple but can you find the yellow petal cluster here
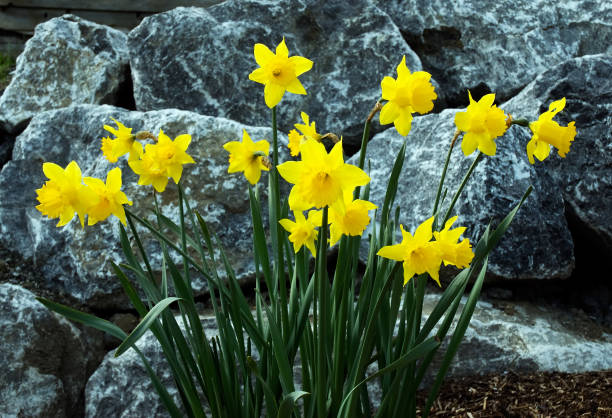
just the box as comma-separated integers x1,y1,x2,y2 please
454,92,507,156
526,98,576,164
379,56,437,136
277,139,370,211
129,130,195,192
377,216,473,286
36,161,95,227
288,112,321,156
329,192,377,246
248,38,313,109
279,210,323,256
433,216,474,269
83,167,132,226
36,161,131,227
223,130,270,185
101,118,141,163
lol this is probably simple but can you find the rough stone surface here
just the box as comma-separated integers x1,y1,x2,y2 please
351,108,574,280
0,283,100,418
128,0,420,149
375,0,612,107
425,293,612,379
0,104,287,309
0,15,130,133
502,54,612,255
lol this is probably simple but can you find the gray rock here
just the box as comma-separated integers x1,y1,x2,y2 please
375,0,612,107
0,15,130,133
502,54,612,253
0,283,94,417
0,104,287,309
351,108,574,280
424,293,612,378
128,0,420,149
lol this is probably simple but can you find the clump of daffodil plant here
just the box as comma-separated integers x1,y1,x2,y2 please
37,37,576,418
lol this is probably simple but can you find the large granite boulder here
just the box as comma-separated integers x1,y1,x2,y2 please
128,0,420,149
0,283,101,418
502,54,612,255
0,104,287,309
375,0,612,107
351,108,574,280
0,15,130,134
426,293,612,379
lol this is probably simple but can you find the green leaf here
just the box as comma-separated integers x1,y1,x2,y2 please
485,185,533,255
247,355,279,416
114,297,181,357
111,262,148,317
423,257,489,418
339,337,439,417
380,140,406,232
263,304,295,393
36,297,127,340
277,391,310,418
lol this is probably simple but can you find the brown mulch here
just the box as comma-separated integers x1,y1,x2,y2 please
416,370,612,417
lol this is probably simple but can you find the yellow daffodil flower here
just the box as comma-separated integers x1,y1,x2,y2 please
35,161,96,227
248,37,313,108
454,91,507,156
279,210,323,257
223,130,270,185
526,97,576,164
379,56,437,136
377,217,443,286
277,139,370,211
129,130,195,192
83,167,132,226
433,216,474,269
329,192,377,246
101,118,141,163
288,112,322,156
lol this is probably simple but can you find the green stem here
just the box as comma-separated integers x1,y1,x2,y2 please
510,118,530,127
269,107,287,326
344,262,401,417
316,206,329,418
442,152,484,226
432,130,459,219
354,100,382,199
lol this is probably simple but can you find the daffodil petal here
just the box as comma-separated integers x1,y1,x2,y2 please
379,101,400,125
380,76,397,101
377,244,406,261
290,56,313,76
254,43,275,67
461,132,479,156
276,37,289,58
277,161,304,184
478,136,497,156
106,167,122,191
286,77,307,95
264,83,286,108
393,111,413,136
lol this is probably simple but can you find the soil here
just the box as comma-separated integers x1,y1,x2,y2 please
416,370,612,417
